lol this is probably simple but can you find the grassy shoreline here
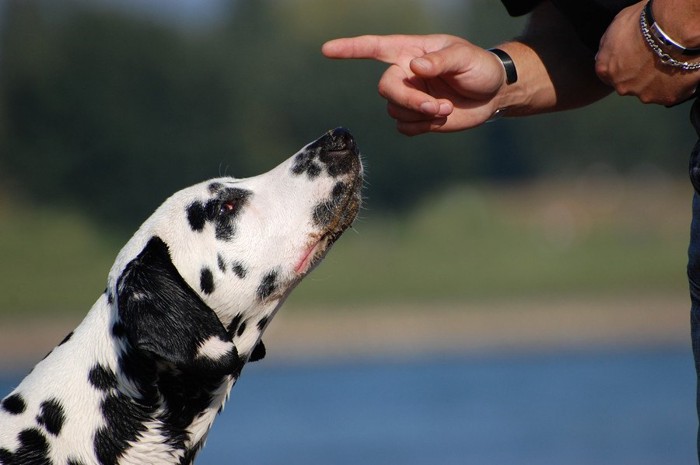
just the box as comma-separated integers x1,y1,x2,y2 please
1,177,692,318
0,292,690,370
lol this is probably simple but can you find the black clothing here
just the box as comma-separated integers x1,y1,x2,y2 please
688,98,700,463
500,0,637,51
502,1,700,461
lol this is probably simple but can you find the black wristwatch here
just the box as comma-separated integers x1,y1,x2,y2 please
488,48,518,85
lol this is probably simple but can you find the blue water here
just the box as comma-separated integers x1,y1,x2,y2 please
1,347,696,465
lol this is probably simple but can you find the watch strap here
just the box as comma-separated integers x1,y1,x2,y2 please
488,48,518,85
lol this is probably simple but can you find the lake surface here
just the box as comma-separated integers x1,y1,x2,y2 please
1,346,696,465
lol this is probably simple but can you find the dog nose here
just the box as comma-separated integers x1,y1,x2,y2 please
325,127,356,153
318,128,358,177
318,128,358,175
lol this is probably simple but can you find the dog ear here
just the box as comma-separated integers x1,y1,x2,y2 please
116,236,242,377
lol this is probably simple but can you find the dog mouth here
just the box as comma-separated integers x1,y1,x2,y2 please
294,130,363,276
294,176,362,276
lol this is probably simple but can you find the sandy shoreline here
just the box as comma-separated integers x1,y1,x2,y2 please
0,294,691,371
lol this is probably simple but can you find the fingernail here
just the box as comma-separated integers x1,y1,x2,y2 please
420,102,438,114
438,103,452,115
412,58,431,72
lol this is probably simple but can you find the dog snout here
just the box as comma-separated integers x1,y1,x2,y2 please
291,128,361,179
309,127,360,178
322,127,356,153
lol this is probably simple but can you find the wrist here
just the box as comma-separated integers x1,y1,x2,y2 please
484,48,518,122
489,42,555,117
651,0,700,49
487,48,518,85
640,0,700,71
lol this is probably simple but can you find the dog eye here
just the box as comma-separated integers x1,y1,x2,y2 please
220,201,236,214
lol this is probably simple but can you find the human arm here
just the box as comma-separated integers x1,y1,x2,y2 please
595,0,700,106
321,2,612,135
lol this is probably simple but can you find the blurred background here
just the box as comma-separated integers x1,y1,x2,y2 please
0,0,696,463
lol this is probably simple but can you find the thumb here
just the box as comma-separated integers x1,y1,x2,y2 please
409,43,474,78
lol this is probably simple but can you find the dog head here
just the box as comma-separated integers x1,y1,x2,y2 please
107,128,362,376
0,129,362,465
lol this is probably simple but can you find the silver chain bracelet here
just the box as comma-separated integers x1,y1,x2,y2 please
639,3,700,71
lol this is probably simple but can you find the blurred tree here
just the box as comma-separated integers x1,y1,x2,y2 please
0,0,695,232
212,0,486,209
0,1,240,229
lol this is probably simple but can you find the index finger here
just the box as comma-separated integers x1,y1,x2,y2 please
322,35,412,64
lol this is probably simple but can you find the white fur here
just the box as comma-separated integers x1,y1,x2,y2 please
196,337,235,361
0,129,362,465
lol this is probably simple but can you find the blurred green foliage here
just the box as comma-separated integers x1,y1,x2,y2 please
0,177,689,317
0,0,696,232
288,177,690,307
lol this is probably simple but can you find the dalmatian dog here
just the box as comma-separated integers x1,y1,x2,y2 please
0,128,363,465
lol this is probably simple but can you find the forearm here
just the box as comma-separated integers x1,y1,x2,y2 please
491,2,612,117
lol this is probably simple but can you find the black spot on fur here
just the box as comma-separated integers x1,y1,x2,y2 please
226,314,243,338
188,188,251,240
249,340,266,362
321,151,354,177
307,163,322,177
217,254,226,272
58,331,74,347
186,201,207,232
332,181,347,200
215,220,235,241
236,321,247,337
0,449,12,464
313,200,335,227
89,364,118,392
208,182,224,194
112,322,126,338
213,188,251,241
68,459,86,465
200,267,215,295
1,428,51,465
180,439,206,465
257,316,269,331
95,393,152,465
312,181,351,228
291,151,322,179
2,393,26,415
257,271,278,300
104,287,115,305
36,398,66,436
231,262,247,279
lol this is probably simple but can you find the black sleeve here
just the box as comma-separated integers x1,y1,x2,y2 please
499,0,637,52
500,0,542,16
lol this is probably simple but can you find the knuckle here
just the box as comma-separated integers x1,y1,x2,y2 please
397,122,421,136
614,83,632,96
594,61,608,78
658,95,677,106
386,103,400,119
377,80,390,99
426,53,444,70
